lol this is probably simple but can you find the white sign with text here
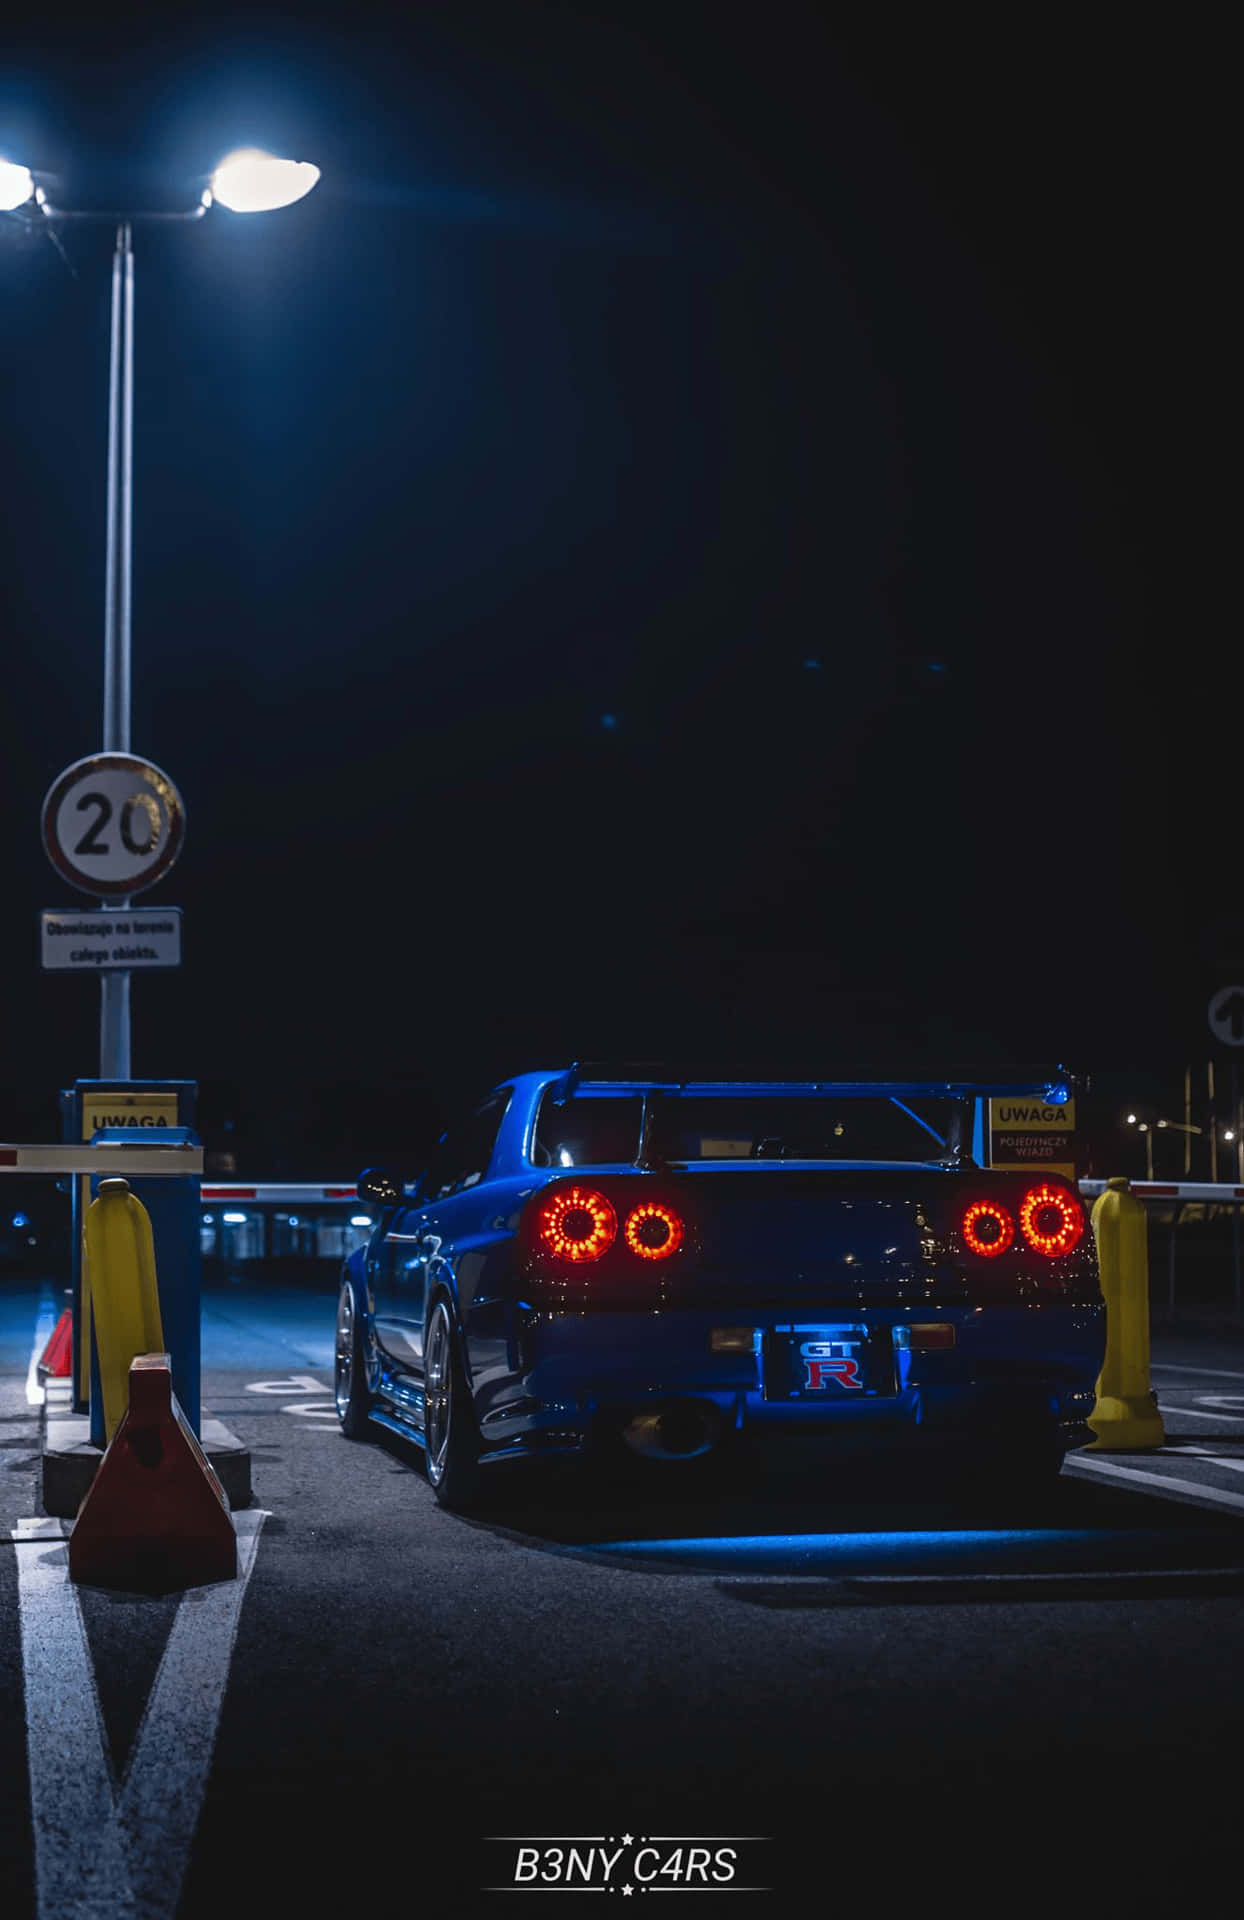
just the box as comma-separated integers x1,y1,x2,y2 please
39,907,183,971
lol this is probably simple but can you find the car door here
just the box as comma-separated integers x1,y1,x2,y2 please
368,1202,431,1376
413,1093,513,1383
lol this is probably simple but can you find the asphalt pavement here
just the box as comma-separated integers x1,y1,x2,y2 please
3,1277,1244,1915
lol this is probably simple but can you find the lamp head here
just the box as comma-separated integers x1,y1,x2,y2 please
0,158,35,212
209,148,319,213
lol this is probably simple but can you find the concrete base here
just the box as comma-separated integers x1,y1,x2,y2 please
42,1384,252,1518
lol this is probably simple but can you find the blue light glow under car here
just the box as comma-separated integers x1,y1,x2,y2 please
579,1530,1169,1573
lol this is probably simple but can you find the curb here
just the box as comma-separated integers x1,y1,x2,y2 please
41,1381,252,1519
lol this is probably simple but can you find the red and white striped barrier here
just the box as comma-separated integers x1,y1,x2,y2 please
201,1183,356,1204
0,1144,203,1175
1079,1179,1244,1203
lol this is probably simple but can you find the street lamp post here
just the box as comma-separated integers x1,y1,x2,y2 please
1125,1113,1203,1182
2,151,319,1078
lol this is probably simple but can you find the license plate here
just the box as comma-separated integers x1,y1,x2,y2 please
763,1327,896,1400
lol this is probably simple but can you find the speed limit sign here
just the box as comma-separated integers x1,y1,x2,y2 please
41,753,186,897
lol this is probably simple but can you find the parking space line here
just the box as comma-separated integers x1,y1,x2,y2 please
1151,1363,1244,1381
1162,1446,1244,1475
13,1510,267,1920
1065,1456,1244,1517
12,1518,134,1919
1158,1402,1244,1424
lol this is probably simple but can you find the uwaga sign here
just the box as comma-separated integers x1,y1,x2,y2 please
80,1091,180,1140
988,1097,1077,1180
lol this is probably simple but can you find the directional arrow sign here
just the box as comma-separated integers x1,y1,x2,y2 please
1208,985,1244,1047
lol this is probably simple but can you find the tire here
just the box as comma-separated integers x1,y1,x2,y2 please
335,1275,375,1439
423,1298,484,1511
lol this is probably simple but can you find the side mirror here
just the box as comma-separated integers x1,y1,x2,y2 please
357,1166,403,1206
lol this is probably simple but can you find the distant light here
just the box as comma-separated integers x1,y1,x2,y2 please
802,658,822,670
1226,1130,1237,1143
0,159,35,211
927,661,947,674
350,1215,373,1228
11,1212,29,1229
222,1211,248,1224
600,713,619,730
209,148,320,213
1138,1123,1149,1133
558,1148,574,1166
287,1214,300,1226
1044,1081,1071,1106
1126,1113,1137,1124
1157,1119,1168,1129
202,1213,214,1225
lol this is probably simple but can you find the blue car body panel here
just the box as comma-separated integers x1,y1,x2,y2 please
347,1069,1105,1475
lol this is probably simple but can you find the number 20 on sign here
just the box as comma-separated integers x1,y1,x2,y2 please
41,753,186,898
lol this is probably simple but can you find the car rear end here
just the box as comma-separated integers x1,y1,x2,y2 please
496,1091,1102,1473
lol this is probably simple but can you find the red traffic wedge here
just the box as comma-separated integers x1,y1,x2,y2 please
69,1353,238,1594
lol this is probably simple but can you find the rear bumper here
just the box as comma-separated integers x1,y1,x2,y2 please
473,1302,1105,1460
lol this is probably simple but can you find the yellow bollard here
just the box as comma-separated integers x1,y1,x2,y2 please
1086,1176,1164,1450
83,1177,165,1446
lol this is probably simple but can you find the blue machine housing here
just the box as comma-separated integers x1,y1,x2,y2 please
340,1069,1105,1494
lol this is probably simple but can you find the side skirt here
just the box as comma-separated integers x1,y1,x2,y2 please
368,1406,427,1450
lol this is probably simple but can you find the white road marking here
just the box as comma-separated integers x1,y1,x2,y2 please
12,1518,135,1919
13,1510,267,1920
281,1401,338,1419
245,1375,326,1395
719,1567,1244,1590
1163,1446,1244,1476
25,1289,57,1407
1158,1401,1244,1425
1065,1455,1244,1516
119,1513,266,1920
1151,1363,1244,1381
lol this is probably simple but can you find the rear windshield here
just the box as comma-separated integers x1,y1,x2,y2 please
532,1093,959,1167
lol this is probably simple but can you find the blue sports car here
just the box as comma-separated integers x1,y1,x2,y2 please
334,1066,1105,1508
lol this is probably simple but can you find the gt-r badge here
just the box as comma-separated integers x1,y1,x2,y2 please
800,1339,862,1389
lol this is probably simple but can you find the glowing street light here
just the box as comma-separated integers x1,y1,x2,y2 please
209,148,320,213
3,149,318,1078
1125,1112,1203,1181
0,158,35,211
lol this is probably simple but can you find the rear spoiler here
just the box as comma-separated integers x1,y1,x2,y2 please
550,1065,1075,1169
552,1066,1074,1105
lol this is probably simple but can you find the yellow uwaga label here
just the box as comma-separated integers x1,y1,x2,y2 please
81,1091,180,1140
989,1096,1076,1180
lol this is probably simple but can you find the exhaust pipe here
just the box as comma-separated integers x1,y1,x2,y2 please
621,1401,720,1461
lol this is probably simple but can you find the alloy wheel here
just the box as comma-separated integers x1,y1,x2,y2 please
334,1286,354,1421
425,1306,451,1479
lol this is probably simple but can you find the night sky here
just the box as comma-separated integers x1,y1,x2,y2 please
0,7,1234,1170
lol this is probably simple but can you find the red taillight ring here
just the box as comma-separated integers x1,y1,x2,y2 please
623,1201,685,1261
536,1186,617,1262
962,1199,1015,1258
1019,1184,1084,1258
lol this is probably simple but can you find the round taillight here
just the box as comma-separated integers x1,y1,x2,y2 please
1019,1183,1084,1258
961,1199,1015,1258
623,1201,685,1261
536,1186,617,1262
